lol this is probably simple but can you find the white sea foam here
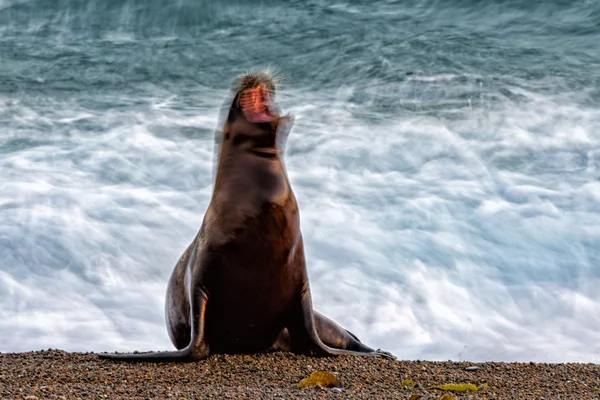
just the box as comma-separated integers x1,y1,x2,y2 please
1,80,599,362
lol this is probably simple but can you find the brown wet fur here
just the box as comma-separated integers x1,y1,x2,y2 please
99,71,394,362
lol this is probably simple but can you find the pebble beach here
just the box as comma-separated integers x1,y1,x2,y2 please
1,350,599,399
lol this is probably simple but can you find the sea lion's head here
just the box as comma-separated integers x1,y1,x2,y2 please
230,71,279,124
217,70,293,153
223,70,285,129
211,70,294,180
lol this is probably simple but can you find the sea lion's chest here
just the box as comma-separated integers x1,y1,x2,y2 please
210,198,301,277
202,173,303,294
209,150,292,239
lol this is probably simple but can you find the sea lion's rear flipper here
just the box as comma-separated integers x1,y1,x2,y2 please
313,310,396,360
312,310,374,352
287,284,396,360
98,288,210,363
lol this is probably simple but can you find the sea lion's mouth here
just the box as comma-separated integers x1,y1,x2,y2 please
251,147,278,158
240,84,277,123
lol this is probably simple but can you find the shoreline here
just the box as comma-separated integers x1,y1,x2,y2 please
1,350,599,399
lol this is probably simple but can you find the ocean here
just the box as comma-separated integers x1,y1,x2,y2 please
1,0,599,362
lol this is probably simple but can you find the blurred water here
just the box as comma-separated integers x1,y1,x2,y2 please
1,0,599,362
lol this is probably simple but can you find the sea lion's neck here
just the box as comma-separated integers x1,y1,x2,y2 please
213,118,290,207
226,117,278,151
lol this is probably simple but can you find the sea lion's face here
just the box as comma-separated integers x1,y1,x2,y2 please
231,73,279,126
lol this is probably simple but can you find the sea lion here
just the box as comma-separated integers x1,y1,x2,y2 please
99,71,394,362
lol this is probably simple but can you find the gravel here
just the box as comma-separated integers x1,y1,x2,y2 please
1,350,599,399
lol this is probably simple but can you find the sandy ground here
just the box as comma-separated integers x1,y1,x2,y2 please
1,350,599,399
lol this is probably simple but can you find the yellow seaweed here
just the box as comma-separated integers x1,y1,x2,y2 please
297,371,342,389
402,379,417,387
429,383,479,392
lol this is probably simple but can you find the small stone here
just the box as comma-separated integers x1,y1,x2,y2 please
465,366,480,371
24,396,39,400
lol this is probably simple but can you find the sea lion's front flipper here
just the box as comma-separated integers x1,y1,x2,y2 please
98,287,210,362
98,348,197,362
287,284,396,360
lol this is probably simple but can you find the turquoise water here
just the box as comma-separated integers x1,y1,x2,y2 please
1,0,599,361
